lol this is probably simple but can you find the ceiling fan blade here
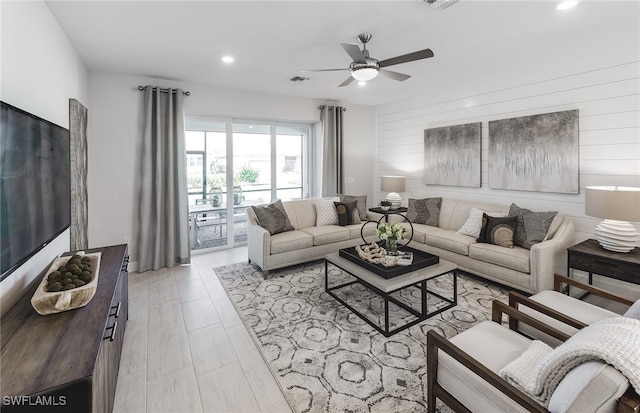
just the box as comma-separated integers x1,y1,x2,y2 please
341,43,367,64
379,69,411,81
300,68,348,72
378,48,434,68
338,77,355,87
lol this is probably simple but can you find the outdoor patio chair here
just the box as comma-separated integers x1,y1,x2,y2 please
426,299,640,413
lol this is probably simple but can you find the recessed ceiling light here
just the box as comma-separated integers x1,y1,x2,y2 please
358,81,367,86
221,56,235,63
556,1,578,10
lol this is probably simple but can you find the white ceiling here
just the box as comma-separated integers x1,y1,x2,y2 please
45,0,640,106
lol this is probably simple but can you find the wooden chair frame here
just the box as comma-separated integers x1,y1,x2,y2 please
427,298,640,413
508,273,635,337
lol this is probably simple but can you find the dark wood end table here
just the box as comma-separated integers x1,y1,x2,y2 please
369,206,408,215
567,239,640,291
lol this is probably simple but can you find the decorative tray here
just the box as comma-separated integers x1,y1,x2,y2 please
31,251,101,315
339,245,439,279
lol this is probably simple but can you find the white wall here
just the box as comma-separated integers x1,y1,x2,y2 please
0,1,89,314
377,62,640,299
87,71,375,268
375,62,640,244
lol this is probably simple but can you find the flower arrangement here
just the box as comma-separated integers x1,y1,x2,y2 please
374,222,406,253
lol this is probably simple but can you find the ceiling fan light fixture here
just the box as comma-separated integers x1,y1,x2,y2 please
425,0,459,10
351,67,378,81
556,0,578,10
358,81,367,86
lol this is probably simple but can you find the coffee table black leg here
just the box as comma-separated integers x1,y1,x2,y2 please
421,279,427,317
324,260,328,291
453,270,458,306
384,294,389,333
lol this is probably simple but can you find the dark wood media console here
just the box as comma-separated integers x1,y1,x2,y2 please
1,244,129,413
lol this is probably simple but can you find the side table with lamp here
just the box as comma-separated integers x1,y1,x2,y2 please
567,186,640,293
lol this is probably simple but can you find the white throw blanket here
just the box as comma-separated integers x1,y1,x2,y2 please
499,317,640,407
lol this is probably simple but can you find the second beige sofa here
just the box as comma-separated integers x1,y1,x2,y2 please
247,198,574,294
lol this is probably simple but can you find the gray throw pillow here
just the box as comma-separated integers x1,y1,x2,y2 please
522,212,559,249
340,194,367,220
406,198,442,226
508,203,558,249
250,200,294,235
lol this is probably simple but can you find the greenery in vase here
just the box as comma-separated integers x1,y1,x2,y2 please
375,222,406,245
380,200,392,207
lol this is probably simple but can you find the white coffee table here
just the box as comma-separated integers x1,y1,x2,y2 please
324,252,458,337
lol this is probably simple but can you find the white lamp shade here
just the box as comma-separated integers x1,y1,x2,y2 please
380,176,406,193
585,186,640,222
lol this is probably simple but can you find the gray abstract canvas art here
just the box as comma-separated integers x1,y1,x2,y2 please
70,99,88,250
424,122,482,187
488,110,579,194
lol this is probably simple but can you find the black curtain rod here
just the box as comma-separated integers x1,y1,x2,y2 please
319,105,346,111
138,86,190,96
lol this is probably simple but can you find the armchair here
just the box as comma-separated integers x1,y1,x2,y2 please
426,299,640,413
508,273,636,346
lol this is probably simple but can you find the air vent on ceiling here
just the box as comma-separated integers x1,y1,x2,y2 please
290,76,310,82
425,0,459,10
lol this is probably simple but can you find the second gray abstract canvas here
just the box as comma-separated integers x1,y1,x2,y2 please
488,110,579,194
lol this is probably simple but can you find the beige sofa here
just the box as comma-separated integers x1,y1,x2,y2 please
247,198,574,294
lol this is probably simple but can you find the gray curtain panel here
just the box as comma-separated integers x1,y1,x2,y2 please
137,86,190,272
69,98,88,251
320,105,344,196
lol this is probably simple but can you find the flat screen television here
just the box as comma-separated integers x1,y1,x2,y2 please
1,101,71,281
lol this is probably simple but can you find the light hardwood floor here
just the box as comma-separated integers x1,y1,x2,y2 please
113,246,630,413
113,246,293,413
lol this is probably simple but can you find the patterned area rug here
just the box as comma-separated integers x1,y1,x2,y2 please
214,260,508,412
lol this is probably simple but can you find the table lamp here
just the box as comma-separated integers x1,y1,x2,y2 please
381,175,406,209
585,186,640,253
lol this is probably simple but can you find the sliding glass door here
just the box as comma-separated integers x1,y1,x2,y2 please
276,125,306,200
186,122,229,249
186,118,310,251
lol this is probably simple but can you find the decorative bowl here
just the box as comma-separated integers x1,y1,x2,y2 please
31,251,101,315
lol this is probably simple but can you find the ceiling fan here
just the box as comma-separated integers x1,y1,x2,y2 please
304,33,434,87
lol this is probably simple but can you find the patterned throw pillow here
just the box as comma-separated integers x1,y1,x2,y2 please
509,203,558,249
478,214,517,248
250,200,294,235
314,198,339,226
457,207,508,239
340,194,367,221
334,200,359,226
624,299,640,320
406,198,442,227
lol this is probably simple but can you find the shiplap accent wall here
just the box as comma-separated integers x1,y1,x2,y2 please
375,62,640,245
